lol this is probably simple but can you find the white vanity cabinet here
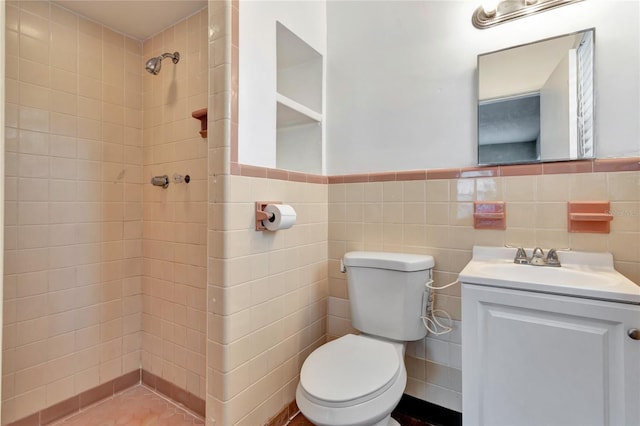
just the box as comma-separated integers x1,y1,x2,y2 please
459,246,640,426
462,284,640,426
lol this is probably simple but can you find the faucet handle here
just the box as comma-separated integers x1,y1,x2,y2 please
545,248,561,267
513,247,530,264
530,247,546,265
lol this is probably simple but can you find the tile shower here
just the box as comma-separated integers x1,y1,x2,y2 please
3,1,207,424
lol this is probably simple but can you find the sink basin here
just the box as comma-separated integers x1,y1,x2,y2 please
459,246,640,304
471,261,621,287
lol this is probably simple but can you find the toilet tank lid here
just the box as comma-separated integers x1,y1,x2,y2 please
343,251,434,271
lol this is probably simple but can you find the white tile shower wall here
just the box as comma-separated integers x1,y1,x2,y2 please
141,8,209,400
207,175,328,426
327,173,640,412
3,1,143,423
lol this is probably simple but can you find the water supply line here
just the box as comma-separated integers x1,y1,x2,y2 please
420,278,457,336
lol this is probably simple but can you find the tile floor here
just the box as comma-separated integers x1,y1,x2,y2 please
46,384,433,426
51,385,205,426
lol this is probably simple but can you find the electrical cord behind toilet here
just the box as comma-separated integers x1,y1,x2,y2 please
420,278,458,336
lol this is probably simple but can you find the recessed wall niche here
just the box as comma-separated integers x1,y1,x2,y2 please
276,22,324,174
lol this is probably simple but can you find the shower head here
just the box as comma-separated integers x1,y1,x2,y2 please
145,52,180,75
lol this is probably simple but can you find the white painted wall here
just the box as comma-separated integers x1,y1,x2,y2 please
479,33,579,101
540,51,575,161
326,0,640,174
238,0,326,169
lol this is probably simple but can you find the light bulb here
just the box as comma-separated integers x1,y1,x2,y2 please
482,0,500,17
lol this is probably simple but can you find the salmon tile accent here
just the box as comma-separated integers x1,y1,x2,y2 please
460,166,499,178
593,157,640,172
113,370,141,393
307,174,326,184
230,122,238,161
79,382,113,409
369,172,397,182
230,157,636,185
239,164,267,178
140,370,205,417
396,170,427,181
543,160,593,175
231,4,239,51
141,369,157,388
499,163,543,177
230,161,241,175
288,171,308,183
155,377,175,401
266,168,289,181
473,201,506,230
7,413,39,426
567,201,613,234
40,397,79,425
427,168,461,180
343,174,369,183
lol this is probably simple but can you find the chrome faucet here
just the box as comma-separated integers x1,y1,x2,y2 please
531,247,546,265
544,248,561,267
513,247,529,264
513,247,562,267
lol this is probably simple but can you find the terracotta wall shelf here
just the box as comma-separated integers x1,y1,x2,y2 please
567,201,613,233
473,201,506,230
192,108,207,138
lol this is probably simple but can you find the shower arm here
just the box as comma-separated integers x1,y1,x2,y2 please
160,52,180,64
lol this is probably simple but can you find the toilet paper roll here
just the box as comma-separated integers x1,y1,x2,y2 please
263,204,297,231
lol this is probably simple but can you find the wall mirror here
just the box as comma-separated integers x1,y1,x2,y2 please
477,29,595,166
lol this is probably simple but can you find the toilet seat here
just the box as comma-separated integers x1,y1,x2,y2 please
300,334,401,407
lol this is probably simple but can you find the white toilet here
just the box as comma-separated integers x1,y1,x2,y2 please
296,251,434,426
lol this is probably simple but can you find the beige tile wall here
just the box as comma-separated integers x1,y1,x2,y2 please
3,1,143,423
207,175,328,426
140,8,209,400
327,172,640,412
205,3,329,424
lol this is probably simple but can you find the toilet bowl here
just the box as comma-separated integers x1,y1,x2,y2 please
296,252,435,426
296,334,406,426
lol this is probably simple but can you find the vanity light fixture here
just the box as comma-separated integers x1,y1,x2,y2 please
472,0,583,29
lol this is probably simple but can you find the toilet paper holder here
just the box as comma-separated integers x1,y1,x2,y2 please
255,201,281,230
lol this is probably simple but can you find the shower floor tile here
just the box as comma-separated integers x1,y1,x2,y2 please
51,385,205,426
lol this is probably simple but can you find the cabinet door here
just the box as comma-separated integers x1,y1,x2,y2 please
462,284,640,426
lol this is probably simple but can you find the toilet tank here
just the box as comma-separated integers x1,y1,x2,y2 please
342,251,434,341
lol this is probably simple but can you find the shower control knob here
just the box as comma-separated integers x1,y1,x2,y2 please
628,329,640,340
151,175,169,189
185,175,190,184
